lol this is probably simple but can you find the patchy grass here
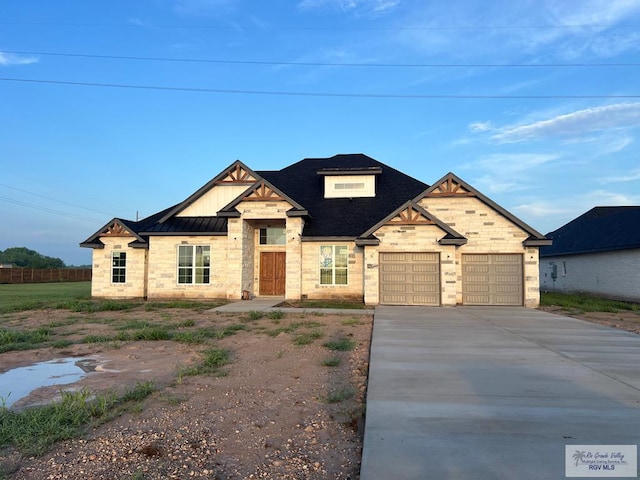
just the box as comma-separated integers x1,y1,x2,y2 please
323,336,356,352
279,300,367,310
541,292,640,314
268,310,285,320
178,348,231,378
292,329,324,346
322,386,356,404
321,357,341,367
0,327,51,353
0,382,156,456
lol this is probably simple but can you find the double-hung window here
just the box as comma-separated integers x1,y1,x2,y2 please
112,252,126,283
319,245,348,285
178,245,210,284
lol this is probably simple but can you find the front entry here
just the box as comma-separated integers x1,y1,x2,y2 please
259,252,286,296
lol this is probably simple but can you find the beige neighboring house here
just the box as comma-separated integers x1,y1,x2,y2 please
80,154,551,307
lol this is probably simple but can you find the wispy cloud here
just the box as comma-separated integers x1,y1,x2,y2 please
396,0,640,60
513,187,640,233
0,52,38,67
489,103,640,144
298,0,401,16
601,168,640,184
462,153,558,193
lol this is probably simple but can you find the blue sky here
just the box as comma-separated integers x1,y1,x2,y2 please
1,0,640,265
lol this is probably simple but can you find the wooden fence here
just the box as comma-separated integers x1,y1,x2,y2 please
0,268,92,284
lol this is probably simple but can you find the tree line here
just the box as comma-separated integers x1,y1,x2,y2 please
0,247,67,269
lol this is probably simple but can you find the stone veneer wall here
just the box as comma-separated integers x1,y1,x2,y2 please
300,242,364,301
91,236,147,298
146,235,227,299
418,196,541,307
363,224,458,306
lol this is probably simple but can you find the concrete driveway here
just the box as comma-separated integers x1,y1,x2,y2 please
360,307,640,479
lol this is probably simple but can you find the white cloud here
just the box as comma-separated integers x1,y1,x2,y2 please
462,153,558,193
601,168,640,184
469,121,493,133
513,188,640,233
396,0,640,60
298,0,400,16
490,103,640,144
0,52,38,66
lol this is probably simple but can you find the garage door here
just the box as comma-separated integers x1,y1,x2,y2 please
380,252,440,306
462,254,523,305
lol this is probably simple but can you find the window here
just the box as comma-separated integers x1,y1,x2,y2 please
335,182,365,190
319,245,348,285
112,252,126,283
178,245,210,284
259,227,286,245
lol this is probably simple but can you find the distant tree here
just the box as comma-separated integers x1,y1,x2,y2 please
0,247,66,268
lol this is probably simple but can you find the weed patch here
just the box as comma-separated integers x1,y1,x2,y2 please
292,329,324,346
178,348,231,378
321,357,341,367
0,382,156,456
323,386,355,404
323,336,356,351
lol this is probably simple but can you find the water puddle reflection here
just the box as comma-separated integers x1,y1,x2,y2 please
0,357,97,408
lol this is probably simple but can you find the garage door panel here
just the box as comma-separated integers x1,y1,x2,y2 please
462,254,522,306
380,252,440,306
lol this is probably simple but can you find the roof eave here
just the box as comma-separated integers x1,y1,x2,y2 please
355,237,380,246
523,238,553,247
438,237,467,246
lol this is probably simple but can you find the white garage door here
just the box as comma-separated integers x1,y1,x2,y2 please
462,254,523,305
379,252,440,306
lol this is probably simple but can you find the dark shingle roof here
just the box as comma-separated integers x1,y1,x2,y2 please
540,206,640,257
258,154,428,237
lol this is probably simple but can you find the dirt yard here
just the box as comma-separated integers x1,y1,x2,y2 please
538,306,640,335
0,306,372,480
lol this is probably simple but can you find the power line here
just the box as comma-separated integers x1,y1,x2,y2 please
0,195,103,224
0,183,117,218
4,50,639,68
1,77,639,99
0,21,639,31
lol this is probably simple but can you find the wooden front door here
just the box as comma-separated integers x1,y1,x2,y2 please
259,252,286,296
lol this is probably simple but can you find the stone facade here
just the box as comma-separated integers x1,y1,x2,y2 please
91,236,146,299
83,159,547,307
418,196,540,307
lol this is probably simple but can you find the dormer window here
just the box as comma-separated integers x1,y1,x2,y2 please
318,166,381,199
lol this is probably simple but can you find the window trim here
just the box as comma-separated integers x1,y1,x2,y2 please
177,245,211,285
111,251,126,284
319,245,348,286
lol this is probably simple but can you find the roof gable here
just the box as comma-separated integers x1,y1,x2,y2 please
358,201,467,246
416,172,549,243
218,178,307,217
541,206,640,256
159,160,260,223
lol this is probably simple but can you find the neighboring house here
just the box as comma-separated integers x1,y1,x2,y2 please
540,206,640,302
81,154,550,307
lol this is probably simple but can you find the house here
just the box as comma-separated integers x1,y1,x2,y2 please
540,206,640,302
80,154,550,307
